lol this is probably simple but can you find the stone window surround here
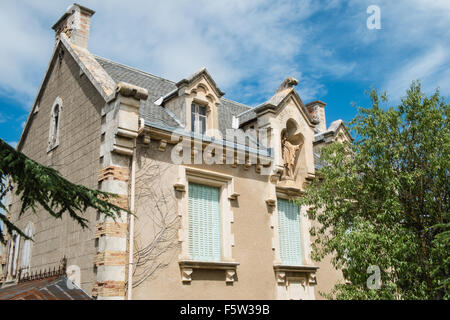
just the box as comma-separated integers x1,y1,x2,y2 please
184,80,221,139
174,166,239,283
270,187,318,284
47,97,63,152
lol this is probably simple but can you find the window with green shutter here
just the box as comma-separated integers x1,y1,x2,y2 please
277,198,302,266
188,182,221,261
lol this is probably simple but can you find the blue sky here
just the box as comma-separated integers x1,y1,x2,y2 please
0,0,449,148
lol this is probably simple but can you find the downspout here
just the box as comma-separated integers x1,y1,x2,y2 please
127,142,136,300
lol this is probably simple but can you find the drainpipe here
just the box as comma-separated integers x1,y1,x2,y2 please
127,143,136,300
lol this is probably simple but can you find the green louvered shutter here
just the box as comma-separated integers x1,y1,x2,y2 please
277,198,302,265
188,183,221,261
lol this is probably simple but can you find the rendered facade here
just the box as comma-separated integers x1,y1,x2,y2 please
1,4,352,300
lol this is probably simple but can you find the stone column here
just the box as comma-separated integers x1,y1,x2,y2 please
93,82,148,300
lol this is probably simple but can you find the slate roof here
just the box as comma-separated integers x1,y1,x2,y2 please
95,56,181,129
95,56,253,134
219,98,251,133
237,107,258,126
0,275,92,300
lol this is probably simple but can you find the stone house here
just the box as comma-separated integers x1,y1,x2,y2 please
1,4,351,299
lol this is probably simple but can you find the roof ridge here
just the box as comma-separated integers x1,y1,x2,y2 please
93,54,176,85
221,97,252,110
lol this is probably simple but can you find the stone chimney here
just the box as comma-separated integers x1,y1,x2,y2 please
306,100,327,133
52,3,95,49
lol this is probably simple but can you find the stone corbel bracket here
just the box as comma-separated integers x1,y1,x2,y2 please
228,193,240,201
174,183,186,192
276,271,286,284
227,181,240,201
302,172,316,189
173,166,187,193
270,166,284,183
181,267,193,282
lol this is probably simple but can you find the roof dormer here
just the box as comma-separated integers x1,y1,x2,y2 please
161,68,224,139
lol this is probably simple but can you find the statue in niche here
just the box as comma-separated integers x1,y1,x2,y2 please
281,132,303,180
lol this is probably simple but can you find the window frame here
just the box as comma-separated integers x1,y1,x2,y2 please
47,97,63,152
272,192,318,298
178,168,237,262
191,103,207,135
176,167,239,282
271,192,310,268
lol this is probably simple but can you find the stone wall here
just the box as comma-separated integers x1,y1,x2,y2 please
131,140,313,299
9,45,104,295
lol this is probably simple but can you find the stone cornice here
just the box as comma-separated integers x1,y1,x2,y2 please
179,260,239,270
273,264,319,273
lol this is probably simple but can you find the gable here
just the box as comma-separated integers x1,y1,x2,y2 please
239,88,317,129
176,68,225,98
334,125,353,143
275,93,316,129
184,73,222,107
17,39,105,170
17,34,115,150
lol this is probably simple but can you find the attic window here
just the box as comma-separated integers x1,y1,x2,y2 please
191,103,206,135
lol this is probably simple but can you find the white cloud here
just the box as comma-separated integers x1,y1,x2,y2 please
85,0,328,104
383,45,450,100
0,0,352,107
0,2,53,106
0,0,448,111
304,0,450,103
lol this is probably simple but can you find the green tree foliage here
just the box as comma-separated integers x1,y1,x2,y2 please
0,138,125,243
298,82,449,299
